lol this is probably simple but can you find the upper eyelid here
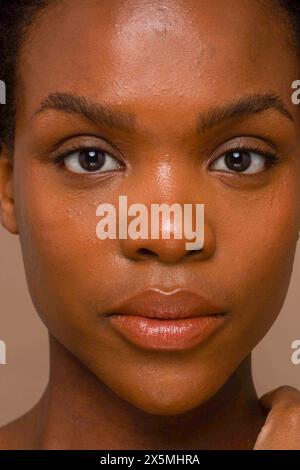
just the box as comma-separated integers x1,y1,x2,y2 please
219,145,276,157
46,132,126,159
207,144,278,165
53,143,124,165
207,134,278,153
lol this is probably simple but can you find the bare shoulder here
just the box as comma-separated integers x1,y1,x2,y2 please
0,394,47,450
0,415,30,449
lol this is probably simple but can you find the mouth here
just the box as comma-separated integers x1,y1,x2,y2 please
105,288,228,351
107,313,227,351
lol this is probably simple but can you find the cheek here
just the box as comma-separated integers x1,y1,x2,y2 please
216,174,300,350
13,165,120,341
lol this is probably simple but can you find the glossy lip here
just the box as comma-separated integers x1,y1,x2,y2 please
105,288,227,351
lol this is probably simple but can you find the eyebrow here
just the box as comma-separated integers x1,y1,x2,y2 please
198,93,294,132
33,91,294,134
34,92,137,132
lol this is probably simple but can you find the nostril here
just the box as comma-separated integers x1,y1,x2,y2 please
184,249,202,258
137,248,156,257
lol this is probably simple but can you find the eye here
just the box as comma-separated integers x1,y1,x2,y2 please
209,148,277,174
63,148,122,174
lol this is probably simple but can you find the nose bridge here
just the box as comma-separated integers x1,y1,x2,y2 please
133,156,197,201
118,163,215,263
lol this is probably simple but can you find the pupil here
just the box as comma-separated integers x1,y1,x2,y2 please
79,150,105,172
225,150,251,172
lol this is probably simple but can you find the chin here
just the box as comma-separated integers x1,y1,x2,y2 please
104,373,222,416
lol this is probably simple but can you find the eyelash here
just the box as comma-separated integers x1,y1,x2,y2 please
209,144,280,169
53,144,122,167
52,143,281,171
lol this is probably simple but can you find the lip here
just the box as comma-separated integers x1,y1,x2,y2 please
106,288,227,351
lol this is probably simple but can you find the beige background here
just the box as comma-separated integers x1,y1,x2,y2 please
0,223,299,427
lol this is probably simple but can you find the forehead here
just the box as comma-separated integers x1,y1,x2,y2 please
17,0,296,121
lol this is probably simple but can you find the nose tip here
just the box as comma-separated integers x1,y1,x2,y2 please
120,223,214,263
121,238,201,263
112,196,215,264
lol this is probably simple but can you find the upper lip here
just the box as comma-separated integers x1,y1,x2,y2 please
107,288,225,319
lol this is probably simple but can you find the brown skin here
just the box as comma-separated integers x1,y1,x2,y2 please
0,0,300,449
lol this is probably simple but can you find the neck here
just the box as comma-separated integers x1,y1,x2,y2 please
36,335,266,449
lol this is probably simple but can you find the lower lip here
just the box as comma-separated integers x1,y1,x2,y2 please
108,314,226,351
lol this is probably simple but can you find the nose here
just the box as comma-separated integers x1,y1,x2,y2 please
119,205,215,264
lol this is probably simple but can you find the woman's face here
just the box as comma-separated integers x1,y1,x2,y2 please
3,0,300,414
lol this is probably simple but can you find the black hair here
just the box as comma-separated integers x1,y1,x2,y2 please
0,0,300,154
0,0,51,152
